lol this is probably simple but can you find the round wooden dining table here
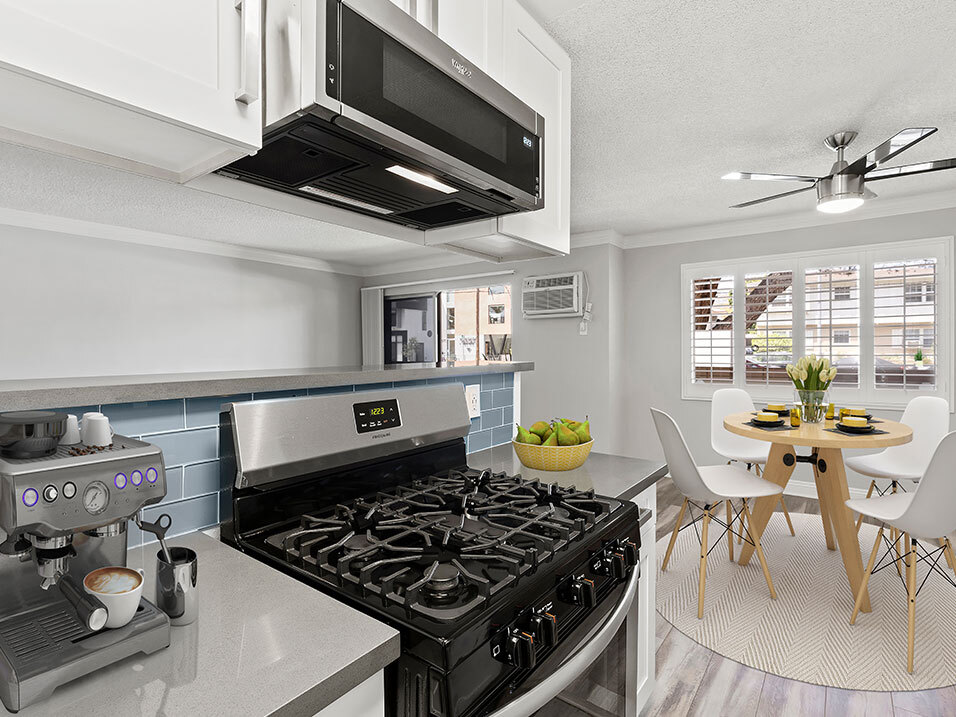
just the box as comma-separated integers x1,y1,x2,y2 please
723,411,913,613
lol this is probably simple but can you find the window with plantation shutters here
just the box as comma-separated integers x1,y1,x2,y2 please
805,265,860,387
873,258,937,389
691,276,733,383
744,271,793,385
682,237,951,406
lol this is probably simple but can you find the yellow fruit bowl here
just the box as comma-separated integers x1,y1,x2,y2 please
512,439,594,472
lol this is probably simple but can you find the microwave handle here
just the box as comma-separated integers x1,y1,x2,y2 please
487,563,640,717
235,0,261,104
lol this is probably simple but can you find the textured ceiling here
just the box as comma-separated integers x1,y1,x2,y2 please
0,142,444,272
545,0,956,237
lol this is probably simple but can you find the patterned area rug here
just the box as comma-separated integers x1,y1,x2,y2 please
656,512,956,690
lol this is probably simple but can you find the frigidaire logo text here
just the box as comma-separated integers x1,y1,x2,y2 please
451,58,473,78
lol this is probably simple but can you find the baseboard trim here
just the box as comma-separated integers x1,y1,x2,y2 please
784,479,869,501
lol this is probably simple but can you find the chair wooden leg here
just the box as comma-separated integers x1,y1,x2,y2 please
742,500,776,600
737,498,746,545
661,499,687,572
726,500,734,562
892,482,904,578
943,538,956,578
855,480,877,533
851,524,885,625
698,507,712,619
907,535,917,674
779,494,796,536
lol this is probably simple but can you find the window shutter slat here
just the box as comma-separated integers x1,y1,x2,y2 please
744,271,793,385
805,265,861,386
691,276,734,383
873,258,937,389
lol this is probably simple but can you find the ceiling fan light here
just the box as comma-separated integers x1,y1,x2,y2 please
815,173,865,214
816,196,865,214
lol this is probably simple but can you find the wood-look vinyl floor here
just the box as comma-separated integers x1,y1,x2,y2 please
648,476,956,717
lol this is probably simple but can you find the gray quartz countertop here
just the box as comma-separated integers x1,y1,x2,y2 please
8,532,400,717
0,361,534,411
467,444,668,502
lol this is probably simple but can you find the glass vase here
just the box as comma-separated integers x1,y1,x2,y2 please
796,389,828,424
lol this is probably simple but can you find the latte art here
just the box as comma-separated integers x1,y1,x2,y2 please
84,567,142,595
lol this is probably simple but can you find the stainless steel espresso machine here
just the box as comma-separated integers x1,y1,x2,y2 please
0,435,171,713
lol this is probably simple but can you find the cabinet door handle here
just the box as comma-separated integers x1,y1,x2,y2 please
235,0,261,104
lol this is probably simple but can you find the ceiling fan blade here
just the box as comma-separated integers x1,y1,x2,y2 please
840,127,938,176
722,172,818,182
730,185,815,208
866,157,956,181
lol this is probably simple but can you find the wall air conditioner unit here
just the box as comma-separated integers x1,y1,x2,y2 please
522,271,584,318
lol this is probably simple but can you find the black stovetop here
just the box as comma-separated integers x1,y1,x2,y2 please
256,468,624,629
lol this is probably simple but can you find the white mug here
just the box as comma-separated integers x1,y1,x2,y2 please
83,566,145,629
81,413,114,447
60,414,81,445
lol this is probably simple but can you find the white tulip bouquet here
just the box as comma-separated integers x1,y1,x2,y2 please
786,355,837,422
785,355,838,391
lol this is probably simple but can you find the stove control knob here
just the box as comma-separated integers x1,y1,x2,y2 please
498,629,536,669
565,578,596,609
619,539,639,567
600,552,627,580
527,612,557,649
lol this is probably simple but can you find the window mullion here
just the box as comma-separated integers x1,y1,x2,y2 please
733,272,745,388
860,251,875,402
792,263,806,363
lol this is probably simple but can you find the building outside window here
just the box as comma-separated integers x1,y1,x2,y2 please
439,285,512,364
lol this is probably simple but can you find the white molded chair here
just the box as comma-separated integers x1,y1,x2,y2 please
653,407,782,618
845,396,951,568
710,388,795,537
846,431,956,673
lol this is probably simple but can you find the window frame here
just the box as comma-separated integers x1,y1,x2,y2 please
681,236,954,409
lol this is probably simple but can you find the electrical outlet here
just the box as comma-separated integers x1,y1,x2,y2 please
579,320,589,336
465,384,481,418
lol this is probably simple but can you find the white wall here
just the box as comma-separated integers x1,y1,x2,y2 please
623,208,956,494
364,245,622,452
0,224,362,379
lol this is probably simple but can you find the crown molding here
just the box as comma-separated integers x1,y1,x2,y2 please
569,228,624,249
0,207,364,276
616,187,956,249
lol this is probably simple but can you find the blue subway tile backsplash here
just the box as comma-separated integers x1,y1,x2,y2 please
61,373,515,549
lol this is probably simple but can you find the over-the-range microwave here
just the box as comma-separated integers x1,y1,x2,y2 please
219,0,544,230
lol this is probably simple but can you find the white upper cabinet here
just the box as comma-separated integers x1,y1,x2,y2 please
0,0,262,182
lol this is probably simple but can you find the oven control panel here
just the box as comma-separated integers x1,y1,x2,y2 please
491,534,639,670
353,398,402,434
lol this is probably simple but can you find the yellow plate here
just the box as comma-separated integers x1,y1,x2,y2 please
512,440,594,471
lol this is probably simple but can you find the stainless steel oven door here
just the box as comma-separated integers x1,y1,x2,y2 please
486,564,641,717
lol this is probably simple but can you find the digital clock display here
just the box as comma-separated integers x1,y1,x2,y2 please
353,398,401,434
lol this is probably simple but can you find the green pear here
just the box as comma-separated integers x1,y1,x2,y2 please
564,419,583,431
541,428,554,444
530,421,551,439
543,430,558,446
516,425,542,445
573,420,591,444
556,423,580,446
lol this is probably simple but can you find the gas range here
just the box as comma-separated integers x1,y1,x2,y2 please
220,386,641,717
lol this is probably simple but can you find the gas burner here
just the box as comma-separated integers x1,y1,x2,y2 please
422,563,462,602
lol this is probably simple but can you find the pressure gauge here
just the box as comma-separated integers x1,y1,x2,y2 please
83,481,110,515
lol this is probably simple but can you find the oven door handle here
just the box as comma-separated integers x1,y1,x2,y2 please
487,563,641,717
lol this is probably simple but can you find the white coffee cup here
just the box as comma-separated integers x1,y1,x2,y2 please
83,566,145,628
60,414,81,445
81,412,114,447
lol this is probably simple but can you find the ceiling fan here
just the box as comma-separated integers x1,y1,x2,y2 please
723,127,956,213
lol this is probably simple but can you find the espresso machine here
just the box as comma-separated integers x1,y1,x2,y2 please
0,434,172,713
